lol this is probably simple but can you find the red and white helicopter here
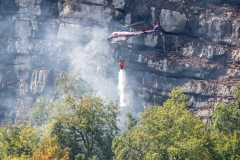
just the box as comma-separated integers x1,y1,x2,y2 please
107,22,160,43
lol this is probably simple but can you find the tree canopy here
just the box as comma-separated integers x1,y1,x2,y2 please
112,87,212,160
0,72,239,160
51,92,120,159
0,124,39,159
210,82,240,159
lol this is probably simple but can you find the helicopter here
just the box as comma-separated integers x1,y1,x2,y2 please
107,22,159,43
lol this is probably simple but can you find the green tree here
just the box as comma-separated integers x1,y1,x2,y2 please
54,71,90,97
51,92,120,159
30,71,91,127
210,81,240,159
112,112,143,160
30,98,49,126
0,124,39,159
112,87,213,160
233,81,240,103
29,71,119,159
211,131,240,160
210,102,240,134
125,112,138,131
30,97,67,127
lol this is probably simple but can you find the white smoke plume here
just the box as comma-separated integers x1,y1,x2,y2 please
0,0,145,126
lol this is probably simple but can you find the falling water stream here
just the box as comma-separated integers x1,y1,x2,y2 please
118,69,126,107
117,69,128,130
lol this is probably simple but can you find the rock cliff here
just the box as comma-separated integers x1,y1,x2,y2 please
0,0,239,123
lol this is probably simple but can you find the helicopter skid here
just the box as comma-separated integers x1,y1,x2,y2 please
109,37,128,43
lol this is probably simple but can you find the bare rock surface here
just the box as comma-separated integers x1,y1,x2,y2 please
0,0,239,123
160,9,187,34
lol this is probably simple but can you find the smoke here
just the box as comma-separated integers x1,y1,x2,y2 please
0,0,145,126
49,3,139,131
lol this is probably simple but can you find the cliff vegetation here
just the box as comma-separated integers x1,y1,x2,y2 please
0,74,239,159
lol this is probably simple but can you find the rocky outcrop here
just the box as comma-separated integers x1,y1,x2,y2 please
115,0,239,120
30,69,53,95
112,0,125,9
0,0,239,123
160,9,187,34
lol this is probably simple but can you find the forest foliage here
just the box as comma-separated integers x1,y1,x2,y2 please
0,72,239,159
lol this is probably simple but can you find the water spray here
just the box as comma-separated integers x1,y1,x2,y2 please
118,69,126,107
117,63,129,131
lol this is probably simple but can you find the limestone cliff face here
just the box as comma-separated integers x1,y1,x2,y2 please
0,0,239,123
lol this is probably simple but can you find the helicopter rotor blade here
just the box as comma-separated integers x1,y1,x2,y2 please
123,21,145,28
